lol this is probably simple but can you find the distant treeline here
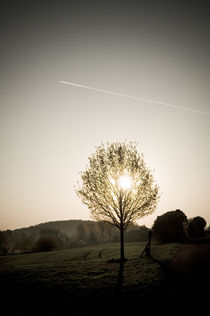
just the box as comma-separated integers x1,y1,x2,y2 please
0,220,150,255
1,210,209,256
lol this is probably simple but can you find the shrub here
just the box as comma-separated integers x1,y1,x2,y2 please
188,216,206,238
35,236,57,252
152,209,187,243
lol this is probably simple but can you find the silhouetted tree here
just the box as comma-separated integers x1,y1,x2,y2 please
152,209,187,243
98,221,107,241
76,223,88,242
35,228,68,252
188,216,206,238
15,232,34,253
0,230,13,254
125,226,149,242
88,232,97,244
76,141,159,261
36,236,57,252
0,231,8,255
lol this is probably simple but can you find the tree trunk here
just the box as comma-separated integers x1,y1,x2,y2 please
120,226,125,261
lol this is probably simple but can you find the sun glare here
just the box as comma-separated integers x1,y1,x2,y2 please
118,175,132,190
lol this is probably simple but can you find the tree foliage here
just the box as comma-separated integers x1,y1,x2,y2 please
76,142,159,228
76,141,159,260
125,226,150,242
152,209,187,243
35,228,69,252
188,216,206,238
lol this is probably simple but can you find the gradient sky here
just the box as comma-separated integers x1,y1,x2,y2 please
1,1,210,230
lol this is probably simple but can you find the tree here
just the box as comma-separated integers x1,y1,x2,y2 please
36,236,57,252
152,209,187,243
15,232,34,253
0,231,8,255
35,228,69,252
125,226,150,242
76,223,88,242
76,141,159,261
88,232,98,244
188,216,206,238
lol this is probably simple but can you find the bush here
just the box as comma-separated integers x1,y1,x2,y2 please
35,228,70,252
187,216,206,238
152,209,187,243
35,236,57,252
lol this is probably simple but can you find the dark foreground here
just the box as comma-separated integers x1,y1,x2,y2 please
1,243,209,315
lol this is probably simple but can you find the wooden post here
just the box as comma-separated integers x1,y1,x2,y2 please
140,230,152,258
146,230,152,257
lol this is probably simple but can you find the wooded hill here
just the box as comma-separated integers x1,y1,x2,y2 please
0,220,150,255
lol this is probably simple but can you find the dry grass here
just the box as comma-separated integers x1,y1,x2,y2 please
0,242,183,314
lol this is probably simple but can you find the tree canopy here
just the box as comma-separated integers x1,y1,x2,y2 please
152,209,187,243
76,141,159,260
188,216,206,238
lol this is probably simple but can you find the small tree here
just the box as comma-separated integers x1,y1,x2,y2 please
76,141,159,261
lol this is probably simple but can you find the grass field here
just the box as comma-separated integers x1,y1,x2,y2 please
0,242,182,315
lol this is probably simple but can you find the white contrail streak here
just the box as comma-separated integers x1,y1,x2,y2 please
59,80,210,116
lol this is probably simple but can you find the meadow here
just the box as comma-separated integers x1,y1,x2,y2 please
0,241,184,315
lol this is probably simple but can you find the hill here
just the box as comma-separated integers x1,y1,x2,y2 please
13,219,87,237
0,219,150,255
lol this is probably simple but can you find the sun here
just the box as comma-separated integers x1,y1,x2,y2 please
118,175,132,190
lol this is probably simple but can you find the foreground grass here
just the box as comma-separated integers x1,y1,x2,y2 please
0,242,182,314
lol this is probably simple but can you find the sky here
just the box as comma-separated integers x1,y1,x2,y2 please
1,1,210,230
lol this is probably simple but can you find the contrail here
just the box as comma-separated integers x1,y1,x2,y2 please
59,80,210,116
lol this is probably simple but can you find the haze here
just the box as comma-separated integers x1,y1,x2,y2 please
1,1,210,230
